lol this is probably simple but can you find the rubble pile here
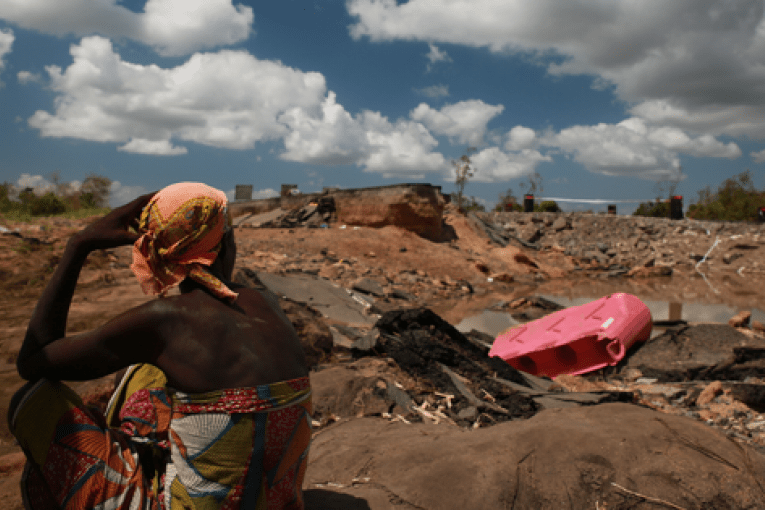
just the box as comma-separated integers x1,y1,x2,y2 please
352,308,539,426
470,210,765,278
237,196,336,229
308,297,765,451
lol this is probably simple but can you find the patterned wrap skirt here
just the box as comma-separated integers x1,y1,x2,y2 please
10,364,312,510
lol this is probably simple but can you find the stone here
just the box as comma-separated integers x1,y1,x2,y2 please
752,320,765,333
351,328,381,352
488,272,514,283
352,277,387,297
550,217,570,231
620,324,765,381
696,380,723,406
457,406,478,420
728,310,752,328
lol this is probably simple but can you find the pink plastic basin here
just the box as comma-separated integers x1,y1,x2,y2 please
489,293,652,377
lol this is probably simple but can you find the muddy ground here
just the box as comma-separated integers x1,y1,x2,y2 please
1,207,764,509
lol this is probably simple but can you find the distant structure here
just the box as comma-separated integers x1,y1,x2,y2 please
523,195,534,212
234,185,253,201
281,184,299,197
670,196,684,220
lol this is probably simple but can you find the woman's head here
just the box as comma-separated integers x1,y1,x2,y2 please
130,182,238,301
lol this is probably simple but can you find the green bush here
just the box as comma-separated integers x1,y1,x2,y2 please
534,200,561,213
0,174,113,220
29,192,68,215
633,200,670,218
688,171,764,222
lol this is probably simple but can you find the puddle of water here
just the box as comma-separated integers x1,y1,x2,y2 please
455,310,519,337
454,295,765,339
538,295,765,325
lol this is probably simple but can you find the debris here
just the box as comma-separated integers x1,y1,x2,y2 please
610,482,688,510
729,310,752,328
490,293,652,378
352,277,386,297
695,381,723,406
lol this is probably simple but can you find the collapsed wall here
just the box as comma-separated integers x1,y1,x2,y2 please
230,183,446,241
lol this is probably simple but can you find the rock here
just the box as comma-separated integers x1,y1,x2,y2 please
627,265,673,277
696,380,723,406
305,404,765,510
729,310,752,328
519,225,542,244
723,252,744,264
550,217,570,232
336,185,446,241
728,383,765,413
488,272,514,283
278,299,334,368
513,251,538,268
351,328,381,352
457,406,478,420
752,320,765,333
352,277,386,297
389,288,416,301
620,324,765,381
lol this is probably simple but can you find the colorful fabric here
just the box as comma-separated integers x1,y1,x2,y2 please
131,182,237,301
10,379,158,509
111,364,313,510
11,367,312,510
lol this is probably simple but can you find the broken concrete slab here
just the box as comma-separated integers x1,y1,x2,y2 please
255,271,377,326
235,208,286,228
351,277,386,297
620,323,765,381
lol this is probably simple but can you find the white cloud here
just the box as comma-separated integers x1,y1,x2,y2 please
0,0,252,56
30,37,450,179
425,43,451,71
543,117,739,180
281,93,449,177
253,188,279,199
467,146,551,182
110,181,148,207
360,111,447,177
118,138,188,156
0,28,14,85
414,84,449,98
410,100,504,146
16,173,55,194
17,70,41,85
28,36,326,153
280,92,368,165
751,149,765,163
505,126,537,151
348,1,765,139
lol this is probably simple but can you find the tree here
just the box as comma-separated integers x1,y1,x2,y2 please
452,147,477,213
519,171,544,196
495,187,520,212
80,174,112,209
688,170,764,222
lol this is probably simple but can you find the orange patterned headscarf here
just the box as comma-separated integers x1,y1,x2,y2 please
130,182,238,302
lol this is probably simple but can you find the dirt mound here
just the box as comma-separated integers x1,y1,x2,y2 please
306,403,765,510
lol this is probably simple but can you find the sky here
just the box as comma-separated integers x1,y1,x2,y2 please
1,0,765,212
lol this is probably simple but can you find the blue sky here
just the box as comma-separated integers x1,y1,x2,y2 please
1,0,764,212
